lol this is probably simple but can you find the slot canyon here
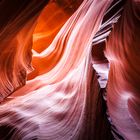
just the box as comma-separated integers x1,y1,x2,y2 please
0,0,140,140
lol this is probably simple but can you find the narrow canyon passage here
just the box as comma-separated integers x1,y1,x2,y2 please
0,0,139,140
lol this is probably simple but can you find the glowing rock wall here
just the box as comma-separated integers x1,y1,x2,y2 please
0,0,139,140
106,1,140,139
0,0,49,101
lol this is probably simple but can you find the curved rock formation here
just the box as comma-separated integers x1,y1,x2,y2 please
105,0,140,139
0,0,139,140
0,0,49,101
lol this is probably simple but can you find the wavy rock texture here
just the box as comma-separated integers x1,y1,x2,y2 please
0,0,49,101
0,0,113,139
0,0,140,140
105,0,140,140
